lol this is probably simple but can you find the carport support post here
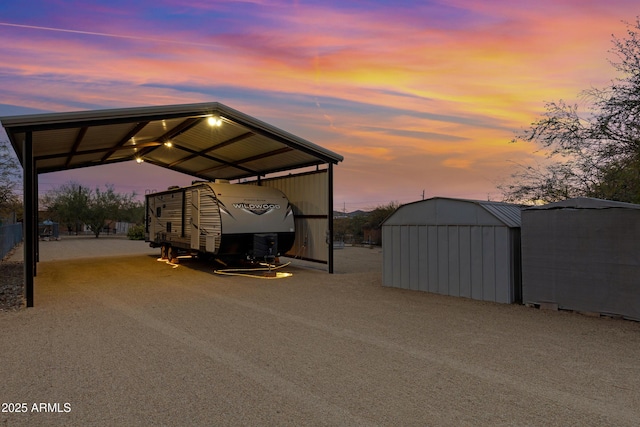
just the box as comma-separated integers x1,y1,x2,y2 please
34,172,39,266
328,163,334,274
23,131,35,307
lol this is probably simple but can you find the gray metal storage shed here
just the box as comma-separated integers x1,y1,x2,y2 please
382,197,522,304
521,197,640,320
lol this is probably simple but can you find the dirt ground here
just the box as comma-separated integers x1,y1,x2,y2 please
1,236,639,426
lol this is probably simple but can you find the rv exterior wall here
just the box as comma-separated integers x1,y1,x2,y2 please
146,188,190,248
145,182,295,259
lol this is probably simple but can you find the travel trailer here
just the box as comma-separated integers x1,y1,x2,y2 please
145,181,295,262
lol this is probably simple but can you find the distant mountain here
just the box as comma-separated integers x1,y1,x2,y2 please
333,209,370,218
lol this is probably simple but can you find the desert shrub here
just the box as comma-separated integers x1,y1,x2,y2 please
127,224,145,240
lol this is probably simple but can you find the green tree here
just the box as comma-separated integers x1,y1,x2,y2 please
348,213,368,243
44,182,138,237
84,186,126,238
119,199,145,224
44,182,90,235
592,155,640,203
363,202,400,230
500,19,640,204
0,139,21,223
361,201,400,245
333,202,400,244
333,216,350,242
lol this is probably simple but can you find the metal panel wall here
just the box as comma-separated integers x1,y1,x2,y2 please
255,170,329,264
522,208,640,320
382,225,395,286
383,224,518,303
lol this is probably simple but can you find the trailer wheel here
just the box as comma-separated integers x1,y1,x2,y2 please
160,244,169,260
169,246,179,263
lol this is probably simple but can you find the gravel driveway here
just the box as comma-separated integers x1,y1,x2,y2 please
1,237,639,426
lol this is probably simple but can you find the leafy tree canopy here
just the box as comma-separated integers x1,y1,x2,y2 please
334,201,400,244
44,182,142,237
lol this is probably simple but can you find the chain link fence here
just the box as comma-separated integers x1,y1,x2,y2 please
0,223,22,260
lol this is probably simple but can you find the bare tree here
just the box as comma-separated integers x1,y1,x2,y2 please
500,18,640,204
0,140,21,222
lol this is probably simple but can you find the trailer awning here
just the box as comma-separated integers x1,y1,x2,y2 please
0,102,343,180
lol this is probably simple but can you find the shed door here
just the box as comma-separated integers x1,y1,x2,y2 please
190,189,200,249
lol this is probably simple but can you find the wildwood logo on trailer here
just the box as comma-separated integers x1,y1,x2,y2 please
232,203,281,215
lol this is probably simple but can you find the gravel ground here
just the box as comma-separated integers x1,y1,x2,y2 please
1,235,154,311
0,260,23,311
1,237,639,426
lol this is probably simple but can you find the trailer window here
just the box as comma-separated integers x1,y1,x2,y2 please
156,207,162,217
166,222,172,233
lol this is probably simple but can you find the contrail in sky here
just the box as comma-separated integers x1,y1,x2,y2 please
0,22,219,48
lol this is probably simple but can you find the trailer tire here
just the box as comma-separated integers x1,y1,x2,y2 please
160,244,169,260
169,246,179,263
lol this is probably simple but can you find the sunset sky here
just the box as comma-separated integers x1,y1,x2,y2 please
0,1,637,210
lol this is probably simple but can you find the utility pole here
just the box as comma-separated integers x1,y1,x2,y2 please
422,189,425,200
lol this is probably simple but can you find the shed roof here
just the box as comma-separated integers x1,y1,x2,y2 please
524,197,640,210
383,197,522,228
0,102,343,180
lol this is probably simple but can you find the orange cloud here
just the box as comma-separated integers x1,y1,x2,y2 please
0,1,636,209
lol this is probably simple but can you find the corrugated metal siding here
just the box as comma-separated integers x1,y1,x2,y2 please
383,198,522,228
522,208,640,320
133,118,182,142
4,102,343,179
255,170,329,263
479,202,522,228
32,127,78,156
262,173,327,216
383,224,518,304
287,217,328,262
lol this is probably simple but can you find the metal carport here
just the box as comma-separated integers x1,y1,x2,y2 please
0,102,343,307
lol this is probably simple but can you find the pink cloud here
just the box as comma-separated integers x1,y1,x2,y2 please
0,1,637,209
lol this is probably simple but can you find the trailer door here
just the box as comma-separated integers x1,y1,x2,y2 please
190,189,200,250
145,196,154,240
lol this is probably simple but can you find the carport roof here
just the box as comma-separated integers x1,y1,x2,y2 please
0,102,343,180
